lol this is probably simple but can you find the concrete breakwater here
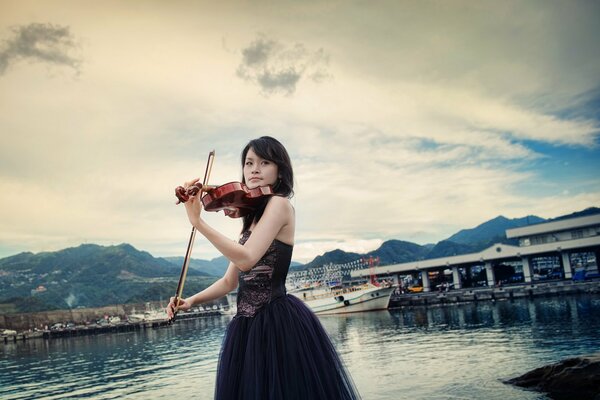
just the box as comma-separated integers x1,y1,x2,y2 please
390,279,600,307
2,308,224,344
0,298,228,334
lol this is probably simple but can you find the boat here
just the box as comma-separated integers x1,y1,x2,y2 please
127,309,168,323
289,282,395,315
287,256,395,315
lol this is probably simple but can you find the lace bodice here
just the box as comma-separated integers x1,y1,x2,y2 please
236,231,293,317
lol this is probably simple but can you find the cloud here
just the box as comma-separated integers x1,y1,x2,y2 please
0,22,82,76
0,2,598,263
236,34,330,95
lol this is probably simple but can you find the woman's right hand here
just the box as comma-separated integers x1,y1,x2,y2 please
166,296,192,320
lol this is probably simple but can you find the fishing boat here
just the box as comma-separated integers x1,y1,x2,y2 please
127,309,168,323
289,282,394,315
287,256,395,315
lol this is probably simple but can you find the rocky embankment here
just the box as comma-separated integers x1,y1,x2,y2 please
506,353,600,399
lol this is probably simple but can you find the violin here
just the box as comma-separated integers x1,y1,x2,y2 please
169,151,274,324
175,181,274,218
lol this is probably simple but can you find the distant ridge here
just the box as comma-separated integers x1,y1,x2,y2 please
0,243,214,313
445,215,545,246
162,256,302,277
291,206,599,270
163,255,230,277
1,206,597,312
548,207,600,222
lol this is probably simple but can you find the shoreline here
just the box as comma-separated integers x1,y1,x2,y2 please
1,308,226,344
0,297,229,340
389,279,600,308
4,280,599,343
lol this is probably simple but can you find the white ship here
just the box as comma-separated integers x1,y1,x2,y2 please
127,309,168,323
289,282,395,315
287,257,394,315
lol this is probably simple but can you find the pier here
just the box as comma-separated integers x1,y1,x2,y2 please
390,279,600,307
1,308,225,344
0,297,230,344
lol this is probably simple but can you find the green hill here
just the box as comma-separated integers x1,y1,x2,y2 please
0,243,216,313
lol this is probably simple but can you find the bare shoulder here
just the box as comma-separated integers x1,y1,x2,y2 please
266,195,294,215
267,195,295,244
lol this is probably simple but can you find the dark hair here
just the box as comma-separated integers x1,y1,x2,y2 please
241,136,294,232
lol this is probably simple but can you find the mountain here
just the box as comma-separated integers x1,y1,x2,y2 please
425,215,546,259
2,206,597,313
293,240,430,272
0,243,215,313
366,240,429,264
295,207,597,270
163,255,230,277
445,215,545,246
295,249,363,271
548,207,600,222
424,240,476,259
163,256,303,276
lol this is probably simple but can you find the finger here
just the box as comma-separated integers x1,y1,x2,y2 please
184,178,201,188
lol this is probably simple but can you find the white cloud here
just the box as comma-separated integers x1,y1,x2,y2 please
0,1,599,263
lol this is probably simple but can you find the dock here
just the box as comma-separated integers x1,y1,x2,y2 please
1,309,224,344
390,279,600,308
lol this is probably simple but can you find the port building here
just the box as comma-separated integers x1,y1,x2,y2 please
352,214,600,292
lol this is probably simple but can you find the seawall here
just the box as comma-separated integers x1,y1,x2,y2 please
390,279,600,308
0,298,227,332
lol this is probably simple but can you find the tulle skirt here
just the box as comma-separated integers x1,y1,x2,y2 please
215,294,361,400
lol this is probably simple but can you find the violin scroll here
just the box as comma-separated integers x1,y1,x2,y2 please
175,183,203,205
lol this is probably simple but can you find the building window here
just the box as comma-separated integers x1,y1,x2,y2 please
531,235,549,245
571,230,584,239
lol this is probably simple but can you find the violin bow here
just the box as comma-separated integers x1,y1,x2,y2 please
169,150,215,323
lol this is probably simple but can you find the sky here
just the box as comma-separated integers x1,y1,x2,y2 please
0,0,599,263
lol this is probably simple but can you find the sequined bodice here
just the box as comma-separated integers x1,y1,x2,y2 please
236,231,293,317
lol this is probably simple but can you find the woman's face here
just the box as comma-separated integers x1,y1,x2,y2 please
243,148,279,189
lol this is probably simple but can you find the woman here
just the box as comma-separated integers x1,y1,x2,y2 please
166,136,360,400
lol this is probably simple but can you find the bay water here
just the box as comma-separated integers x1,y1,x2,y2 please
2,294,599,399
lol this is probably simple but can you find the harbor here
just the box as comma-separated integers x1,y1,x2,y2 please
3,293,599,400
0,301,229,344
390,279,600,307
3,278,599,344
3,211,599,342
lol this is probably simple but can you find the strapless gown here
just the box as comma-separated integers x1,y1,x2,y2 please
214,231,361,400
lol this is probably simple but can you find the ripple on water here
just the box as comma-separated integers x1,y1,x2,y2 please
2,295,600,399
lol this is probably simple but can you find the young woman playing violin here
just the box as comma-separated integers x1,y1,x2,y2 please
166,136,361,400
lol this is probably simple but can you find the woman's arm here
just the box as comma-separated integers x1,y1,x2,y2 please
186,261,239,305
166,261,239,318
187,195,292,271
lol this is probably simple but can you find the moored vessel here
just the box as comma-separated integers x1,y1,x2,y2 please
289,282,394,315
287,256,395,314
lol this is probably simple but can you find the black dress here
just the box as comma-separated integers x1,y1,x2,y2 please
215,231,361,400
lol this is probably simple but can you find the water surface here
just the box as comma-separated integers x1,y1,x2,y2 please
2,294,599,399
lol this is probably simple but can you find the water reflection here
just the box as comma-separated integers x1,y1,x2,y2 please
2,295,599,400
